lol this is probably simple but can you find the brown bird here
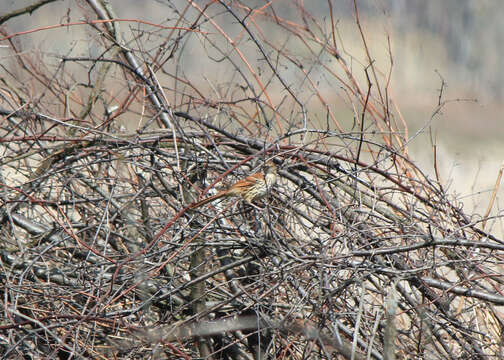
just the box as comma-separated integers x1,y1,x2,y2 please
189,161,277,209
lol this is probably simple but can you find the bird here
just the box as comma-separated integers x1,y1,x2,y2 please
189,161,277,209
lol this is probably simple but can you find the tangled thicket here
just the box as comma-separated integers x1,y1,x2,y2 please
1,1,503,359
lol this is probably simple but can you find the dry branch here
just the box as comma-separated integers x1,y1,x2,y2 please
0,1,502,359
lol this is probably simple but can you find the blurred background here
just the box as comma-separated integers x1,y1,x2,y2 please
2,0,503,232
